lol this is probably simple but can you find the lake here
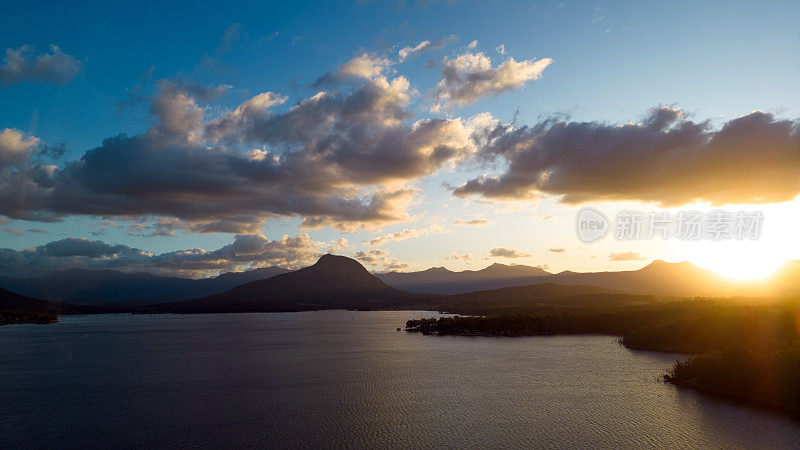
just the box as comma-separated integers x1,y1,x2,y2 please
2,311,799,448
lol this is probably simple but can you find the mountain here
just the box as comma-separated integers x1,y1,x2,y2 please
377,260,738,297
0,266,290,305
161,254,410,313
544,260,729,297
376,263,550,294
0,286,114,315
409,283,650,315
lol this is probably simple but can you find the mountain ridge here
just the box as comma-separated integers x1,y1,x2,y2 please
161,254,409,313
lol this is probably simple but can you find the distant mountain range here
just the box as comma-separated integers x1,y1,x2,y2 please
0,286,113,315
409,283,647,315
1,257,798,311
379,260,800,298
0,266,289,304
159,254,408,313
376,263,550,294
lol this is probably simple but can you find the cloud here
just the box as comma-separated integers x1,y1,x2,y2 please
455,107,800,206
0,128,40,168
353,249,386,265
445,252,475,262
435,52,552,106
158,79,232,102
338,53,392,80
126,223,151,235
609,251,647,261
99,221,121,228
0,74,477,232
490,247,531,258
326,238,349,253
28,228,48,233
398,35,455,61
467,40,478,49
353,248,409,271
453,218,491,227
366,224,449,247
2,226,22,235
0,45,81,88
204,91,287,141
0,234,321,278
547,247,566,253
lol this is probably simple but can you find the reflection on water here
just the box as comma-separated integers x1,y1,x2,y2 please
1,311,799,448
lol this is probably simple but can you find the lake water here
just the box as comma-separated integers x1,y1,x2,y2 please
2,311,799,448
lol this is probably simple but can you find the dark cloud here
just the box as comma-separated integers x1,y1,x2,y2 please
39,238,140,258
455,107,800,206
0,75,475,232
0,45,81,88
0,234,320,278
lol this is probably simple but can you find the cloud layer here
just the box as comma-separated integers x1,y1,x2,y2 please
0,234,321,278
456,107,800,206
0,66,477,232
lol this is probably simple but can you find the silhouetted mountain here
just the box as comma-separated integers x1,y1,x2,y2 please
0,266,290,305
0,286,115,315
376,263,550,294
410,283,644,315
162,254,409,312
378,260,737,297
543,260,729,297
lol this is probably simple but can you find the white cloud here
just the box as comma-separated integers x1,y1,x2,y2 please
435,52,552,106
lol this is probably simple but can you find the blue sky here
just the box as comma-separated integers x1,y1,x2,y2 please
1,0,799,278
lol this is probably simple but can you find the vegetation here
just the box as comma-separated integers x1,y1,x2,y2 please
406,297,800,417
0,309,58,325
665,343,800,416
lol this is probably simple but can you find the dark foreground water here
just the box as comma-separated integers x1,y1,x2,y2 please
2,311,799,448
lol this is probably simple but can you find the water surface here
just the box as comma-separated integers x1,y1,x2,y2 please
2,311,799,448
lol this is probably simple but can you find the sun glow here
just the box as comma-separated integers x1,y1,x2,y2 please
689,250,786,280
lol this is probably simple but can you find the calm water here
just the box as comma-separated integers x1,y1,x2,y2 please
2,311,799,449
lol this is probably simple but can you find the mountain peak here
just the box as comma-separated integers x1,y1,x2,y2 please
313,253,367,270
300,254,378,281
484,263,510,271
641,260,698,271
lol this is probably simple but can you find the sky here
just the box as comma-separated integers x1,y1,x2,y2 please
0,0,798,279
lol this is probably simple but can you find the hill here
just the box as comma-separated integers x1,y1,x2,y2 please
160,254,410,313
